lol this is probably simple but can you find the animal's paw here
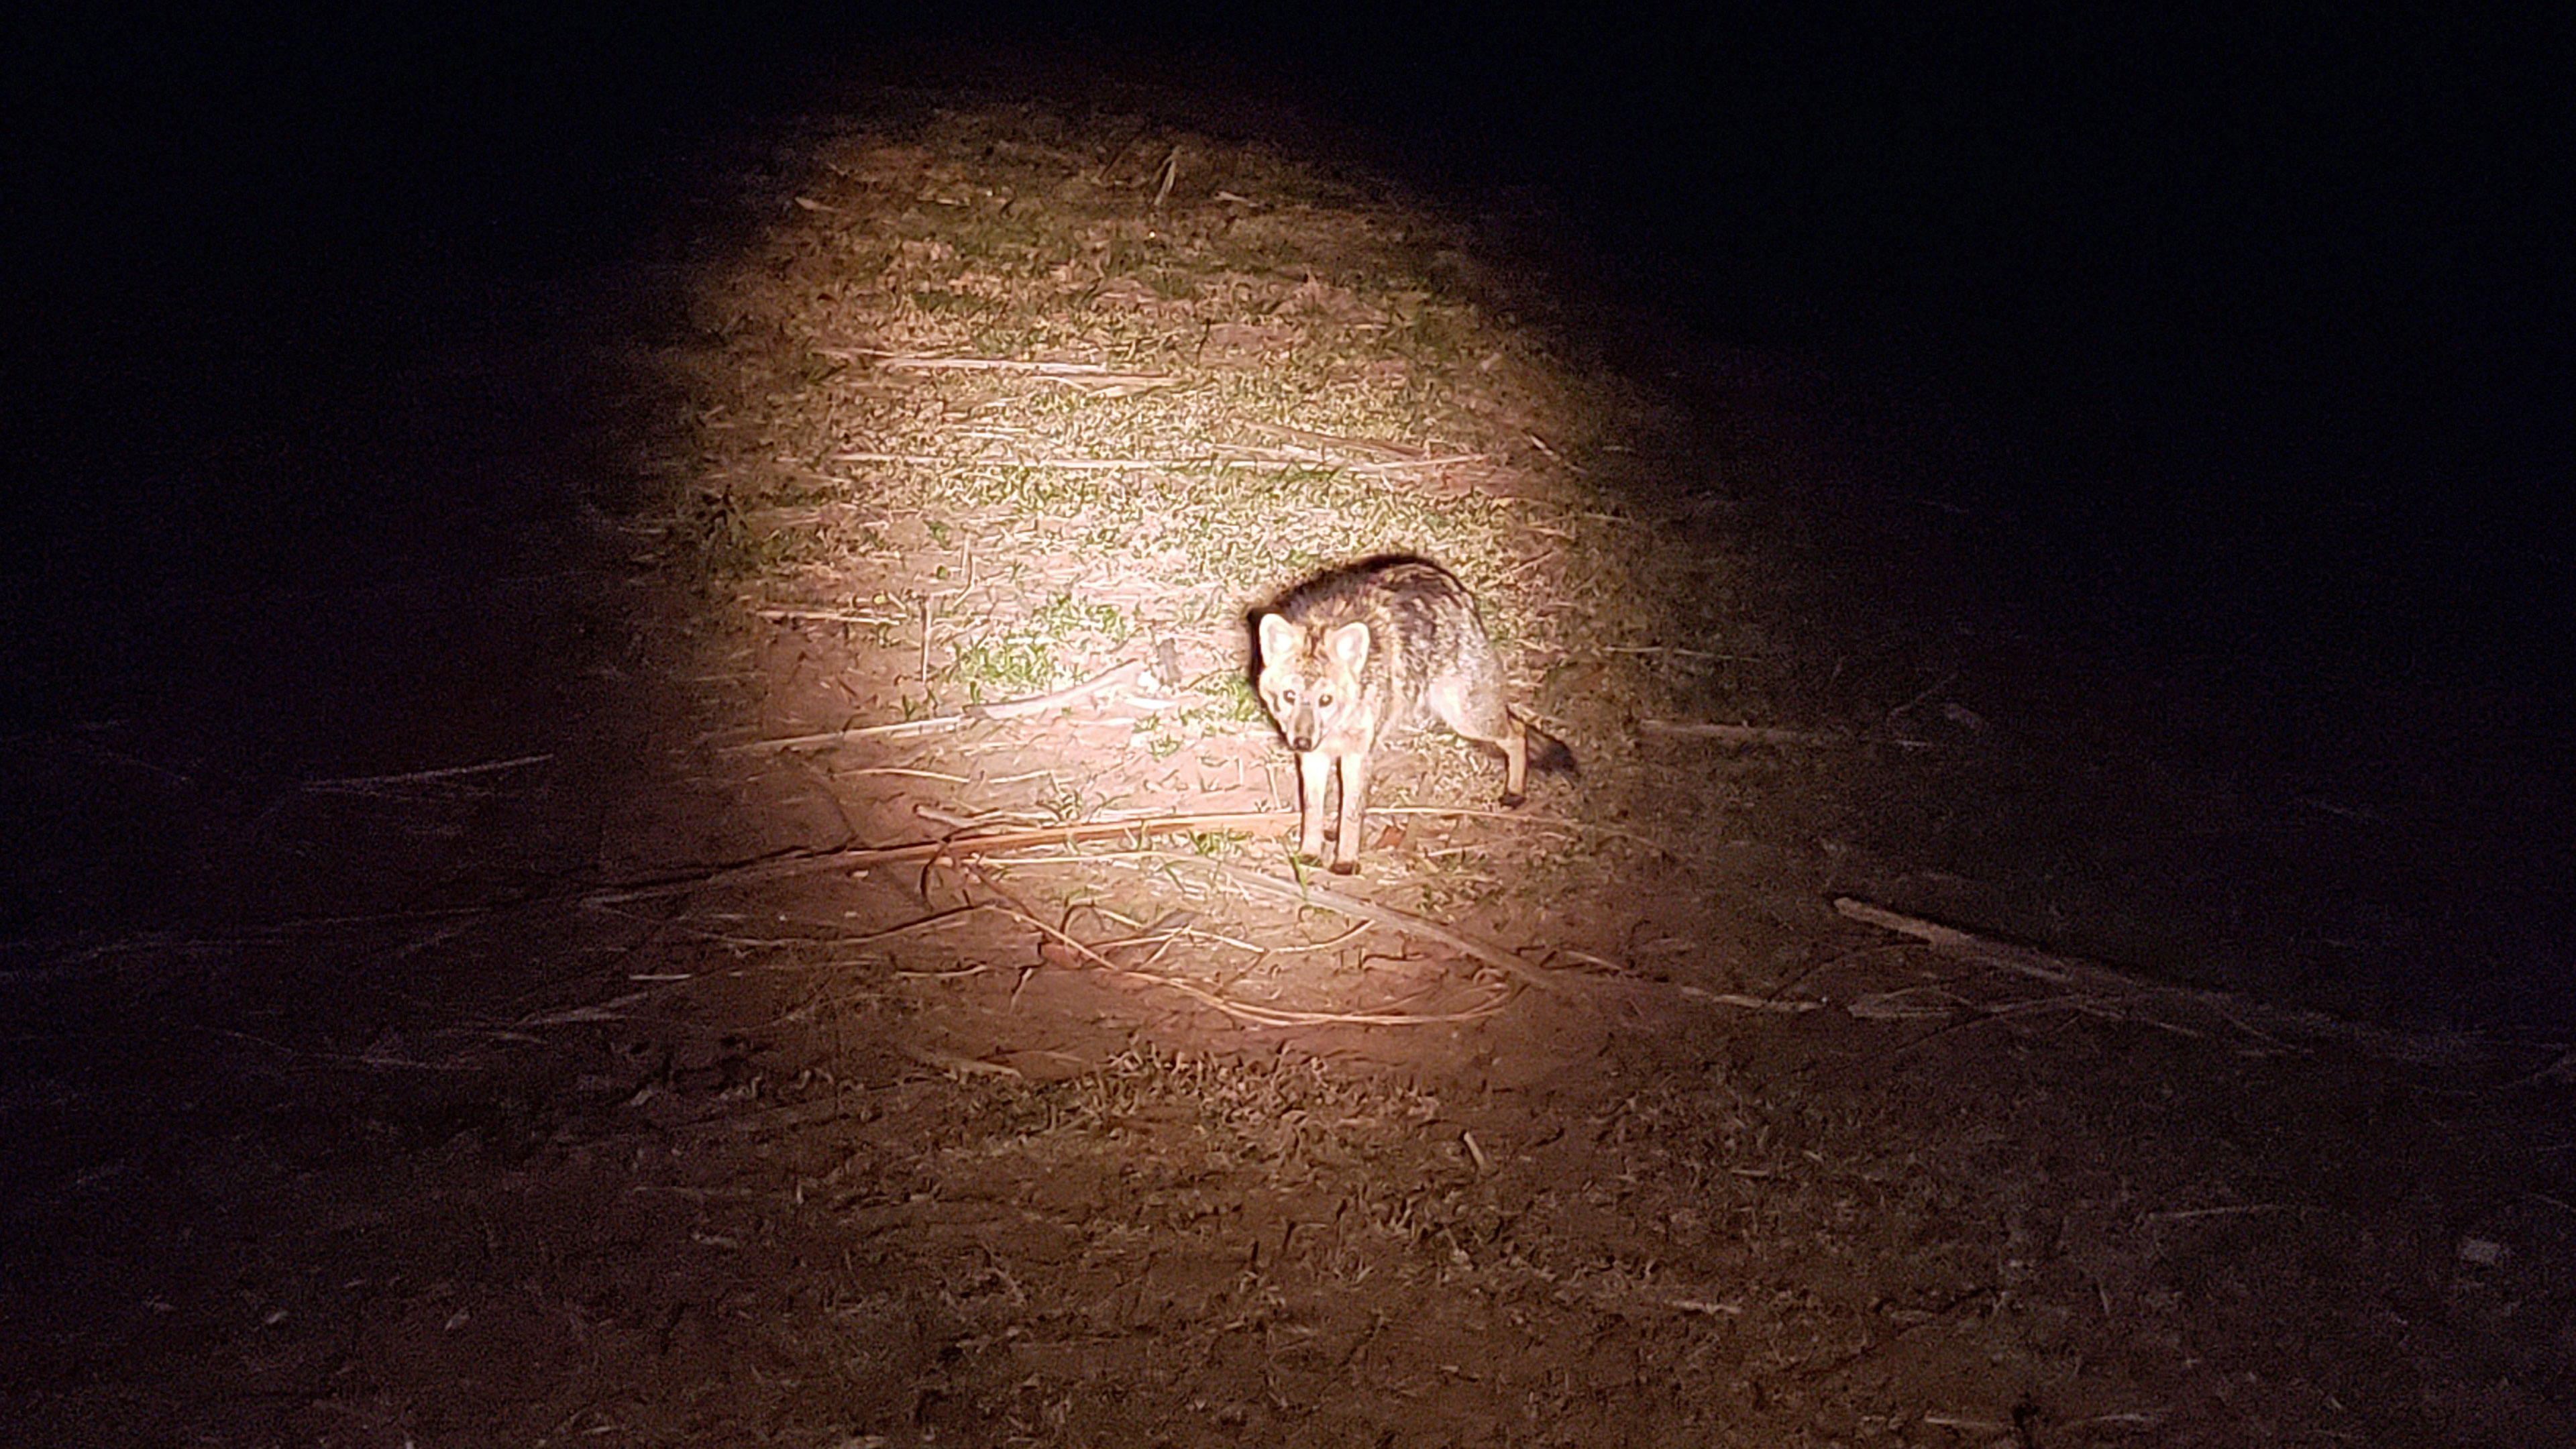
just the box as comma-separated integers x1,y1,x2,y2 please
1498,790,1526,809
1329,860,1359,875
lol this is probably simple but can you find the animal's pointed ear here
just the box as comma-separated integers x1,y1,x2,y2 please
1256,612,1296,665
1327,621,1371,671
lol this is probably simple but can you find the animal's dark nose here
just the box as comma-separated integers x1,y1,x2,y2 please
1289,731,1314,751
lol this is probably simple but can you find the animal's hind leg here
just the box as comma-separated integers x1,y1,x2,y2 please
1430,676,1526,807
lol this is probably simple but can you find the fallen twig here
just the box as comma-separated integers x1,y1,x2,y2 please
301,753,555,792
578,812,1294,907
1672,985,1825,1014
748,605,909,626
963,659,1148,720
967,861,1503,1027
722,716,967,754
828,447,1482,479
1831,896,2502,1065
720,659,1151,752
1232,421,1487,473
1204,861,1586,998
1238,419,1430,462
830,352,1171,381
835,450,1243,472
1832,898,2076,985
2146,1203,2292,1223
1637,720,1843,748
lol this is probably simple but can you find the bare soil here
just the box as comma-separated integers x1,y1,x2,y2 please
5,91,2572,1448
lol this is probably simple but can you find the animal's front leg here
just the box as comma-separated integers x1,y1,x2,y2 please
1296,749,1333,861
1332,749,1370,874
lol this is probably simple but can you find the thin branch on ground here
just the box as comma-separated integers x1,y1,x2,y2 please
1201,859,1588,998
963,659,1148,719
965,861,1504,1028
299,753,557,791
1637,720,1843,748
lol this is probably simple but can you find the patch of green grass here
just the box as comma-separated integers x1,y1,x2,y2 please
950,637,1056,698
1194,674,1266,725
1184,828,1250,858
1029,593,1132,646
949,591,1137,699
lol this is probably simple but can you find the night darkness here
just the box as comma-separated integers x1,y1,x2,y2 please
16,3,2567,928
5,4,2576,1438
1305,9,2575,679
11,7,2568,676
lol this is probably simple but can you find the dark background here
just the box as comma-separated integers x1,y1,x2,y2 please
5,4,2569,1000
10,5,2566,672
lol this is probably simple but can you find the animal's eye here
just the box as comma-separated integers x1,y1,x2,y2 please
1279,688,1297,704
1318,693,1334,707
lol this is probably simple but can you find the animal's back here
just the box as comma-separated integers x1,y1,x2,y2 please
1256,553,1572,871
1271,555,1496,733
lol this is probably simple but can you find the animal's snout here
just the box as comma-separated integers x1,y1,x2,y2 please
1283,702,1319,753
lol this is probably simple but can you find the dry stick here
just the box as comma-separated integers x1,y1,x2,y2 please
1672,984,1825,1014
1636,720,1844,748
963,659,1148,720
1889,994,2186,1061
582,900,995,955
965,862,1501,1028
578,812,1296,908
1832,900,2202,1059
2146,1203,2292,1223
578,803,1664,917
1205,861,1585,998
958,861,1121,973
836,354,1166,378
749,606,907,626
829,448,1483,478
901,1042,1026,1079
1034,375,1182,397
722,659,1150,754
1832,898,2076,985
1830,898,2443,1056
1602,645,1739,661
1238,419,1431,462
837,451,1228,471
724,716,965,755
300,753,557,790
917,593,932,693
1834,897,2302,1055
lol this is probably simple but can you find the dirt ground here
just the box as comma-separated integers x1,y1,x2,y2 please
5,91,2573,1448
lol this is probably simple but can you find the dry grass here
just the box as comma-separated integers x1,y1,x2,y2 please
623,101,1804,1000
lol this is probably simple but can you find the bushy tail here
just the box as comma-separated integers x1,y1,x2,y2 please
1528,724,1578,777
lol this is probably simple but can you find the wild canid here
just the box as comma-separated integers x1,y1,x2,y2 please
1253,555,1575,873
